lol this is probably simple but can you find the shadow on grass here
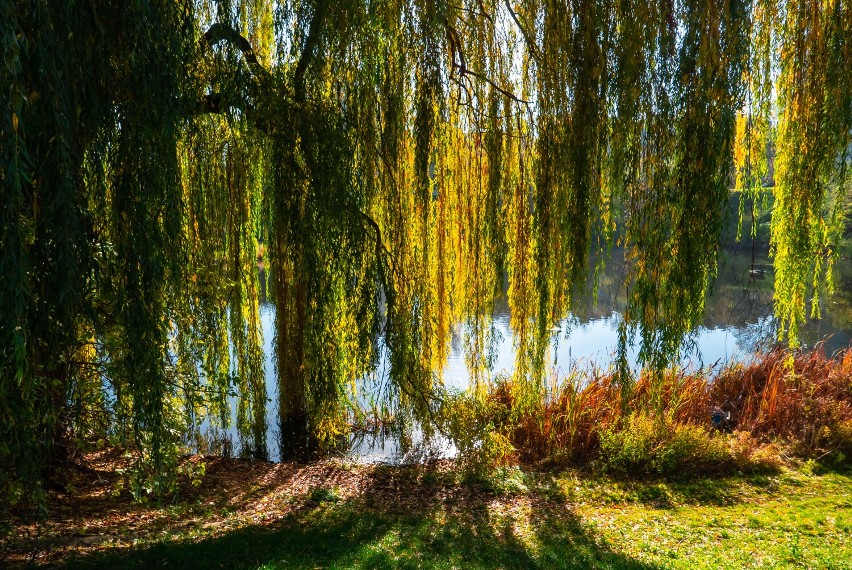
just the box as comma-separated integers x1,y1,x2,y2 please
68,466,660,570
469,464,785,512
561,460,786,508
812,455,852,476
612,471,782,509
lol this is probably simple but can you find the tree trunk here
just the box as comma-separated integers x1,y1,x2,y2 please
275,248,312,460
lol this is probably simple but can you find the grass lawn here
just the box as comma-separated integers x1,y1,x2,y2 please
3,455,851,569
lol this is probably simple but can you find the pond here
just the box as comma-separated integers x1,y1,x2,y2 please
205,246,852,463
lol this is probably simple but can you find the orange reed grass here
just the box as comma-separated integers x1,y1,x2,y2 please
488,345,852,462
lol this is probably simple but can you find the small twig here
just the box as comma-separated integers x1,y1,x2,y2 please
503,0,542,62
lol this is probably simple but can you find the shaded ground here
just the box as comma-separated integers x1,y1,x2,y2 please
2,451,851,569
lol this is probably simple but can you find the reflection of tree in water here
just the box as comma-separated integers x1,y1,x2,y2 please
796,258,852,355
704,247,775,328
576,247,779,329
711,244,852,355
346,422,455,465
732,316,779,356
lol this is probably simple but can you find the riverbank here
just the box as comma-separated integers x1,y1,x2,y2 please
2,449,851,569
4,346,852,568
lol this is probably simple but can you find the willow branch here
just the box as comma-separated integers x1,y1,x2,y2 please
448,2,494,23
348,204,399,280
455,64,531,105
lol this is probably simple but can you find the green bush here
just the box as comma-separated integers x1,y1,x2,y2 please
656,422,729,474
831,420,852,452
599,414,729,475
599,414,657,474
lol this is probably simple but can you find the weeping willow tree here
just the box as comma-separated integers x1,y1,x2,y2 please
2,0,850,508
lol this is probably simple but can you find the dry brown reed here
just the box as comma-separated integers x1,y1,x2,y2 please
488,345,852,464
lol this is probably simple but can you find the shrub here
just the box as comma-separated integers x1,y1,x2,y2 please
833,420,852,454
440,346,852,475
710,347,852,454
599,414,729,475
599,414,657,474
655,422,729,474
821,419,852,466
438,388,514,471
725,430,783,472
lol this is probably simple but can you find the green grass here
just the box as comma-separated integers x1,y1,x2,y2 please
562,468,852,569
66,465,852,569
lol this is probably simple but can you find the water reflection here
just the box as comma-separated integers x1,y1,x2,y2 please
347,425,457,465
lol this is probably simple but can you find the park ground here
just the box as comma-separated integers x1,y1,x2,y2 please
2,449,851,569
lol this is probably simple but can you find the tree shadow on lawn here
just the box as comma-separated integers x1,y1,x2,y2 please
576,469,785,510
67,466,660,570
466,462,784,512
12,455,797,569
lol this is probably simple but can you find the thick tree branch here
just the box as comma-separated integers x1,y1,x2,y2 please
193,91,256,123
293,0,329,103
202,23,257,63
195,24,269,129
201,92,225,113
200,22,269,78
